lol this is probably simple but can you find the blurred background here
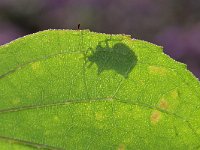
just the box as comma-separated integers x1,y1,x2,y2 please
0,0,199,78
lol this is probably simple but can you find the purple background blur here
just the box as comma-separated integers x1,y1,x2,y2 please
0,0,200,78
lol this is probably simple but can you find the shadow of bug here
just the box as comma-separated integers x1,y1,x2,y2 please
87,39,137,78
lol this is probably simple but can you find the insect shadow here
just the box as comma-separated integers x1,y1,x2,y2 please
86,39,137,78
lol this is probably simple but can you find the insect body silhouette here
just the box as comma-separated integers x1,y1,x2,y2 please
78,24,80,29
87,39,137,78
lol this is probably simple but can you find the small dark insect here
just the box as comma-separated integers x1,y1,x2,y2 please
78,24,80,29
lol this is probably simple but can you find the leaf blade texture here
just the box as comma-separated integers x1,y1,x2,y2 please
0,30,200,150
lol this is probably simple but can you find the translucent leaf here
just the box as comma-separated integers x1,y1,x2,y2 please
0,30,200,150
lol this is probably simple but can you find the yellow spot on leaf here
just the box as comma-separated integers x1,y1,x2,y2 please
95,113,105,121
158,98,169,110
150,111,161,124
12,99,21,105
118,144,125,150
148,66,168,75
31,62,41,70
171,89,179,99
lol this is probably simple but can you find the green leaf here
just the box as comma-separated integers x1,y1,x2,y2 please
0,29,200,150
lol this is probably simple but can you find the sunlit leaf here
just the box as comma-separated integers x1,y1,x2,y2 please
0,30,200,149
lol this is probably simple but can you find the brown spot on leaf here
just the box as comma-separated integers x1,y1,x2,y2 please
150,111,161,124
118,144,125,150
159,99,169,110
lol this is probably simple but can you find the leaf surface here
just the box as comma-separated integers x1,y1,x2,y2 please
0,30,200,150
